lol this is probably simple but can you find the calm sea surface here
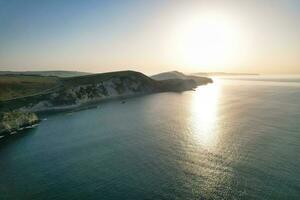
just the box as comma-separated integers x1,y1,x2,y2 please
1,76,300,200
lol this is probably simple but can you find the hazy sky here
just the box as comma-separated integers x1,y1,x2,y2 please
0,0,300,74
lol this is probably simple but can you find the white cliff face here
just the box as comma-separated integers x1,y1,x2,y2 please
23,75,155,112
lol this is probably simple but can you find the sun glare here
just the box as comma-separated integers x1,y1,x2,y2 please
173,13,243,70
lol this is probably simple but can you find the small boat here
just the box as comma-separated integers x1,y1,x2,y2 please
121,100,126,104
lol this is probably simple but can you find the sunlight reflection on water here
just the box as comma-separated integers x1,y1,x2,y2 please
189,82,221,148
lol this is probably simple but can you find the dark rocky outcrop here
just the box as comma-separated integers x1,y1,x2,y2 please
0,111,39,136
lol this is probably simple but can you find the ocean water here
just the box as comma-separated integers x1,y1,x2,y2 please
0,75,300,200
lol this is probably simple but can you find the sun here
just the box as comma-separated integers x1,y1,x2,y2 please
173,12,243,70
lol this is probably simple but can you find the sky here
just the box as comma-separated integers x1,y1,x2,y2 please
0,0,300,74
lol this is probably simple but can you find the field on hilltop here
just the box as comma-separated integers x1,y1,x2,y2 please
0,75,61,101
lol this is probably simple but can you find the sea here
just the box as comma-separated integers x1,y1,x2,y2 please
0,75,299,200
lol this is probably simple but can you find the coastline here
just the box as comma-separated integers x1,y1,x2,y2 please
0,86,203,138
0,70,213,137
28,91,154,114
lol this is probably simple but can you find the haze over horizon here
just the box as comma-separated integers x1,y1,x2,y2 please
1,0,300,74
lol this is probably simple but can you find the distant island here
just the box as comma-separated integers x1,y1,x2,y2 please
193,72,259,76
0,70,212,137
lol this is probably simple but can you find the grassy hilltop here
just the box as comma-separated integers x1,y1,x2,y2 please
0,75,61,101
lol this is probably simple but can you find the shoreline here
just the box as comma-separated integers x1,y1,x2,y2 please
31,91,155,114
0,87,199,138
